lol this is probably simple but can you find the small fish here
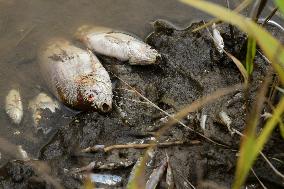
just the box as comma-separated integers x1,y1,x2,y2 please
200,114,208,130
28,92,60,126
76,25,161,65
5,89,23,124
88,173,122,186
38,38,112,112
212,23,224,54
219,111,234,135
17,145,29,161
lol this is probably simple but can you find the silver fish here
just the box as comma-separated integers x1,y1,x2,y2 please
17,145,29,161
76,25,160,65
88,173,122,186
38,38,112,112
212,23,224,54
5,89,23,124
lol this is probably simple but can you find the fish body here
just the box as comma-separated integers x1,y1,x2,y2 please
212,23,224,54
5,89,23,124
38,39,112,112
88,173,122,186
28,92,60,126
76,25,160,65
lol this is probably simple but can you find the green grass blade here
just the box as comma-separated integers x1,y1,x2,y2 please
179,0,284,83
233,136,256,189
275,0,284,15
279,119,284,139
224,51,249,85
246,36,256,75
178,1,284,188
255,97,284,153
233,97,284,189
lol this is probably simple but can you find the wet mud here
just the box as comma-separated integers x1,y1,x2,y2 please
1,20,283,189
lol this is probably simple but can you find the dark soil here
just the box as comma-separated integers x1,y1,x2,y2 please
1,20,284,189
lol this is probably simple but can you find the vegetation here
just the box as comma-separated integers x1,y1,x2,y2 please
129,0,284,188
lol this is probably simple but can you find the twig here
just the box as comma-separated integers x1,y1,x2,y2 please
260,152,284,179
82,141,194,153
261,7,278,26
251,168,268,189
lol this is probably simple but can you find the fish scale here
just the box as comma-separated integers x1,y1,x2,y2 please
38,38,112,112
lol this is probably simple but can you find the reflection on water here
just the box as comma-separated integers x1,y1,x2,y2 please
0,0,256,165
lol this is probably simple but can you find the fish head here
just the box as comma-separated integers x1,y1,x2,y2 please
129,41,161,65
80,79,113,113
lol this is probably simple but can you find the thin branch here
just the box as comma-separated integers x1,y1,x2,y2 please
261,7,278,26
82,140,197,153
251,168,268,189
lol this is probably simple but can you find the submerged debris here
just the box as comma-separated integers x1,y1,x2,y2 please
38,38,113,112
28,92,60,127
5,89,23,124
76,25,161,65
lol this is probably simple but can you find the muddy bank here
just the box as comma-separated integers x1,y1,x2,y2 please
1,20,283,189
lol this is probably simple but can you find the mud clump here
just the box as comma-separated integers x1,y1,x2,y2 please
1,20,283,188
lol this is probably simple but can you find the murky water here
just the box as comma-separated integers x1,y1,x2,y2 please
0,0,281,165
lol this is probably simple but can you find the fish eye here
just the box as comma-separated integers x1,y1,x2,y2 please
87,93,94,102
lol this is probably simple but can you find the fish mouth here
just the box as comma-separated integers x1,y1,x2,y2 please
96,102,112,113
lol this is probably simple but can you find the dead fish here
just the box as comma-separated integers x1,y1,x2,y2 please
28,92,60,126
88,173,122,186
76,25,161,65
5,89,23,124
38,38,112,112
17,145,29,161
212,23,224,54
